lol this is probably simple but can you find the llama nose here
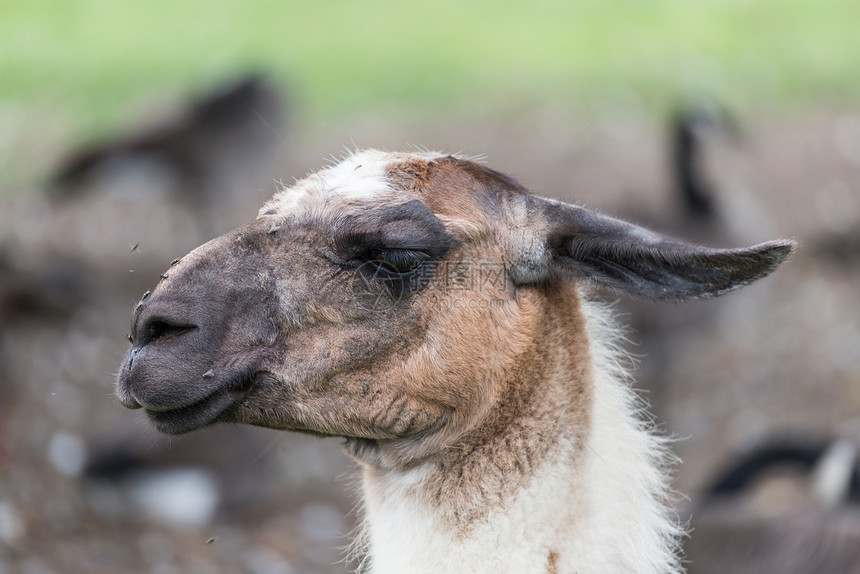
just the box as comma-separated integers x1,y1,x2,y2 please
134,314,198,348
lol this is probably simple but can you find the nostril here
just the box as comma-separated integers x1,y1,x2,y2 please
139,318,196,346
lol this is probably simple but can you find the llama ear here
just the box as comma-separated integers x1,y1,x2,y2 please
525,200,796,301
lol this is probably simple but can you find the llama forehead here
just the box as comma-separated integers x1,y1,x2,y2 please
258,149,450,219
256,150,529,243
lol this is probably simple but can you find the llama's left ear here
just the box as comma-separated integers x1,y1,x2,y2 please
518,199,796,301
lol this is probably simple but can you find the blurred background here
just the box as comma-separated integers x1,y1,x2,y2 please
2,1,860,573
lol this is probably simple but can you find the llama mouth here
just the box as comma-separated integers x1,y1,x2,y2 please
143,371,258,435
144,390,238,434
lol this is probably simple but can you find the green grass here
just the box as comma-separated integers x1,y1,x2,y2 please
2,0,859,129
1,0,859,193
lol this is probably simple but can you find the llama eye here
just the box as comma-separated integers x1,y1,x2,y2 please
369,249,429,275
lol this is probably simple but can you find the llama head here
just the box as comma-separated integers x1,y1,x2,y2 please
116,150,794,466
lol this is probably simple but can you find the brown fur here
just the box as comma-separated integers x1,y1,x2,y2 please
386,157,518,231
411,281,593,531
547,550,561,574
349,159,595,530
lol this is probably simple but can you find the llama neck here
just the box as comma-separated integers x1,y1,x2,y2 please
357,296,682,574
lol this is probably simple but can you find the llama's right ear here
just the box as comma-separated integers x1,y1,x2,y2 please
513,199,795,301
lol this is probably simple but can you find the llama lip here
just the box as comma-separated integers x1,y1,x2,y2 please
143,381,252,434
138,368,260,434
144,389,238,434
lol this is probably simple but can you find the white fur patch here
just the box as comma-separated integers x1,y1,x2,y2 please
259,149,447,218
573,296,684,574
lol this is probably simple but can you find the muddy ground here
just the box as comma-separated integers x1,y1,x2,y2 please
1,104,859,573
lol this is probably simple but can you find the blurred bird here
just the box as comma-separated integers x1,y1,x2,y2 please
670,101,736,224
81,425,287,526
700,437,860,506
0,249,97,469
50,74,284,212
0,249,94,325
685,435,860,574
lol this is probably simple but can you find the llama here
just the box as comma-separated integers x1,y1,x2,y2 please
116,150,794,574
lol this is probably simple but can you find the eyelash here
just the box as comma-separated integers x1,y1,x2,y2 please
367,249,430,275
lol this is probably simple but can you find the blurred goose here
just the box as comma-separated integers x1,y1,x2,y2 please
50,74,284,212
686,435,860,574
